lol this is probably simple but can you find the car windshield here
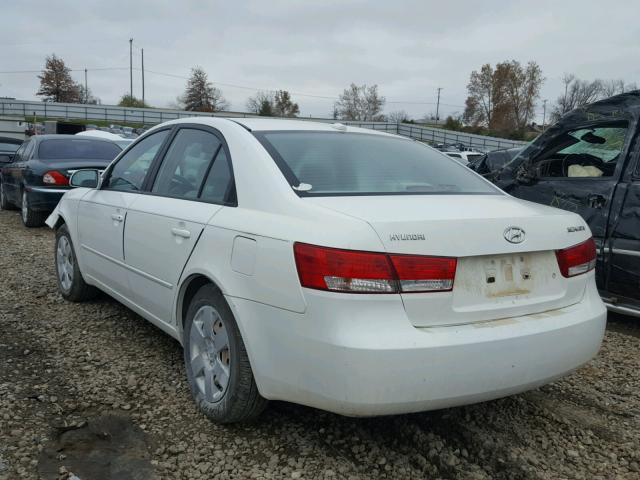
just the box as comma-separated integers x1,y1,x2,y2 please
257,131,499,196
38,138,121,160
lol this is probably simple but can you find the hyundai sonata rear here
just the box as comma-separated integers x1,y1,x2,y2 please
49,118,606,423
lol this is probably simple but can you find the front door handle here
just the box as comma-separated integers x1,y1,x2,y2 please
111,213,124,222
171,228,191,239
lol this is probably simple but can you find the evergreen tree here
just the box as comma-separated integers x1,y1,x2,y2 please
181,67,228,112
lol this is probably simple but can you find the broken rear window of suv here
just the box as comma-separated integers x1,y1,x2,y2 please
256,131,499,196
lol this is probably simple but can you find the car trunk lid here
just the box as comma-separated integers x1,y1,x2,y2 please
306,194,591,327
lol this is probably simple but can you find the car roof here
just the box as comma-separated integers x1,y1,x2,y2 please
162,117,398,137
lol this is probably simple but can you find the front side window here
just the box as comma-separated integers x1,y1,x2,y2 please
257,131,499,196
528,122,628,178
152,129,221,199
104,129,169,191
38,139,121,161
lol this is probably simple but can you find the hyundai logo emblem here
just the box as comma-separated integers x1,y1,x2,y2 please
504,226,526,244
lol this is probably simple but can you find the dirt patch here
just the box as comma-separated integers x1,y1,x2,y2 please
37,414,156,480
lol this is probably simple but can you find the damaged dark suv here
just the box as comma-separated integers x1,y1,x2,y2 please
493,91,640,318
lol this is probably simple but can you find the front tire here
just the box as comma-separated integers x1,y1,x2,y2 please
55,224,97,302
0,179,16,210
183,284,267,423
21,190,47,227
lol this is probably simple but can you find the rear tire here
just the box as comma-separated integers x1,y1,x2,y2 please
0,179,16,210
183,284,267,423
21,190,47,228
55,224,98,302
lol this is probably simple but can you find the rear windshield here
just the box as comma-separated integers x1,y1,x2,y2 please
257,131,499,196
38,138,121,160
0,142,21,152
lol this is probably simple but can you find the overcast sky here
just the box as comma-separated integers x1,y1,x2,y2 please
1,1,638,122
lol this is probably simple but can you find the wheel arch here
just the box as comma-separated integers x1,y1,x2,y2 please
176,273,224,341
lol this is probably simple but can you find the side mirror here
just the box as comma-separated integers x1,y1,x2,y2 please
0,154,12,164
70,169,100,188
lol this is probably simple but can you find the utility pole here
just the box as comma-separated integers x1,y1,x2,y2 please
129,38,133,99
542,99,547,129
84,68,88,104
141,48,145,106
435,87,443,124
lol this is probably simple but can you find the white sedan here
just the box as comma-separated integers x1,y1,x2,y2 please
46,118,606,423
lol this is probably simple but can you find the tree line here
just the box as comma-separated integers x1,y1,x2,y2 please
34,53,637,137
461,60,637,139
34,53,387,120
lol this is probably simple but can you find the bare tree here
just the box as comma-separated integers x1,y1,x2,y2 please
180,67,229,112
36,54,81,103
246,90,274,114
335,83,385,121
78,85,100,105
600,79,638,98
551,75,603,121
387,110,410,123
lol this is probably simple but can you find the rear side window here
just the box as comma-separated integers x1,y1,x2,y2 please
257,131,498,196
38,139,121,161
104,129,169,191
200,148,233,204
152,129,221,199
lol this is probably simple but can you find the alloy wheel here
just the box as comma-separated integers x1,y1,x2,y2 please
56,235,74,291
189,305,231,402
21,191,28,223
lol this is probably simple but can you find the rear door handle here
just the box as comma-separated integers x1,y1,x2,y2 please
111,213,124,222
171,228,191,239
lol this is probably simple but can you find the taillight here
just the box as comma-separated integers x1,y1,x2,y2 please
43,170,69,186
293,242,456,294
555,238,596,278
390,254,457,292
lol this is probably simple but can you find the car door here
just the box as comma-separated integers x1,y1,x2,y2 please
77,129,171,297
604,133,640,308
502,121,632,288
3,140,31,203
123,126,234,324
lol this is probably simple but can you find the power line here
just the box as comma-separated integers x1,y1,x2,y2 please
0,67,128,74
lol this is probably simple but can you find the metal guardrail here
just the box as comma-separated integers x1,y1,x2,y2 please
0,98,526,151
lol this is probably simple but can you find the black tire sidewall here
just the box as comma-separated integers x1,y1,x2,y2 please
0,179,6,209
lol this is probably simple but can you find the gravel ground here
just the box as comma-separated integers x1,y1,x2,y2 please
0,208,639,480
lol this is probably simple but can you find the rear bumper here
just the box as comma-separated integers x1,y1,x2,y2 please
24,186,67,211
227,280,606,416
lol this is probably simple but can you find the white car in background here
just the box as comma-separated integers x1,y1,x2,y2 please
444,150,484,165
76,129,134,150
47,118,606,423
